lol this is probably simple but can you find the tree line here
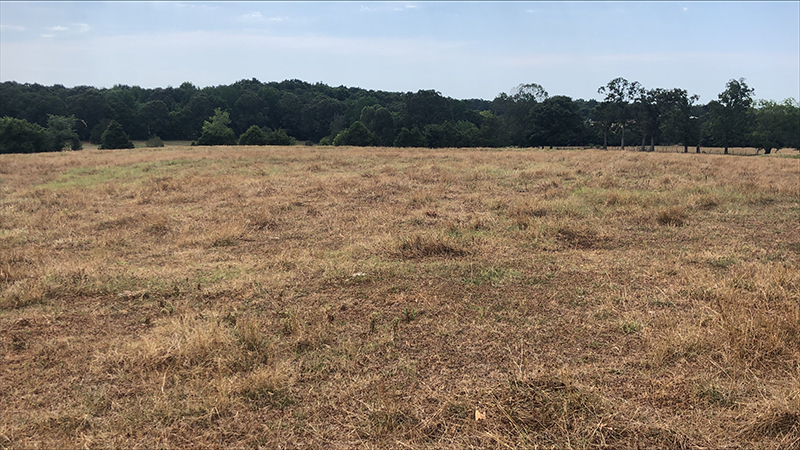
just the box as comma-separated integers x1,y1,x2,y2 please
1,77,797,154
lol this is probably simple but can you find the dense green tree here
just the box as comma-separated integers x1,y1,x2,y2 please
393,126,426,148
529,96,583,148
707,78,755,154
47,115,82,151
404,90,453,128
138,100,170,138
264,128,296,146
452,120,480,147
238,125,269,146
196,108,236,146
750,99,800,154
477,111,505,147
99,120,134,149
0,117,53,153
233,90,268,134
598,78,643,150
333,121,377,146
659,89,700,153
67,87,110,140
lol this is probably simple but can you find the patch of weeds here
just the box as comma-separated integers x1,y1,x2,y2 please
657,207,688,226
709,257,736,269
402,307,417,323
159,299,175,314
695,383,736,408
556,225,604,249
211,236,237,247
396,234,467,259
463,267,520,286
239,374,294,410
746,408,800,438
279,311,295,336
649,298,675,308
621,320,643,334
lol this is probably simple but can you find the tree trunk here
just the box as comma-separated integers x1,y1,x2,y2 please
765,147,772,155
621,124,625,150
650,135,655,152
724,146,729,154
603,131,608,150
696,144,700,153
640,135,646,152
684,144,688,153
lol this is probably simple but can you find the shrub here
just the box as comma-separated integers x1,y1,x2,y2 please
238,125,269,146
145,135,165,147
333,121,377,146
99,120,134,149
0,117,53,154
264,128,295,146
195,108,237,146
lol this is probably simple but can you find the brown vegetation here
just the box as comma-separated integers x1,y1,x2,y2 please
1,145,798,449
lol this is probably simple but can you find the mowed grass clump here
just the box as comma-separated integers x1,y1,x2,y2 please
0,146,798,449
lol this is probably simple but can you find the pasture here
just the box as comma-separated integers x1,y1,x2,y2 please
1,146,798,449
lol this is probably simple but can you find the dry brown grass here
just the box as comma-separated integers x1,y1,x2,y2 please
1,145,798,449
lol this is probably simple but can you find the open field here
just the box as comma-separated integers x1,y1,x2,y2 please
1,145,798,449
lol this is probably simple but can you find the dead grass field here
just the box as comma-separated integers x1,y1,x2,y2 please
1,145,798,449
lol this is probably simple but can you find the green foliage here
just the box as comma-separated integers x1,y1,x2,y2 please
196,108,237,146
264,128,295,146
749,99,800,153
0,78,792,150
145,135,165,148
707,78,755,153
238,125,269,146
393,126,426,148
99,120,134,149
47,115,82,151
0,116,53,154
333,121,377,146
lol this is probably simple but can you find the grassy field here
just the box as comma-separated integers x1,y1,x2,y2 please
1,145,798,449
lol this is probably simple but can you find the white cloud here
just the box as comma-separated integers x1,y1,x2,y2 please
269,16,288,22
240,11,263,22
0,25,26,31
49,25,68,31
40,34,54,38
683,7,688,12
74,23,91,33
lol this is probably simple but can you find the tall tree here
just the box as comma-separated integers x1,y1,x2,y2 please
598,78,643,150
707,78,755,154
529,96,582,148
750,99,800,154
659,88,700,153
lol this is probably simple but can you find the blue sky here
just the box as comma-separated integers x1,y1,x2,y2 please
1,1,798,103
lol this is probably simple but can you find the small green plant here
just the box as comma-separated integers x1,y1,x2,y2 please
402,307,417,323
145,135,165,148
621,320,643,334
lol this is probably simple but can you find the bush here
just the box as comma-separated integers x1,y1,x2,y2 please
195,108,236,146
99,120,134,149
264,128,295,146
238,125,269,146
47,115,82,151
333,121,377,146
393,126,426,148
0,117,53,154
145,135,165,147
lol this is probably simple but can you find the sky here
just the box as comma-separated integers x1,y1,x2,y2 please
1,1,798,103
